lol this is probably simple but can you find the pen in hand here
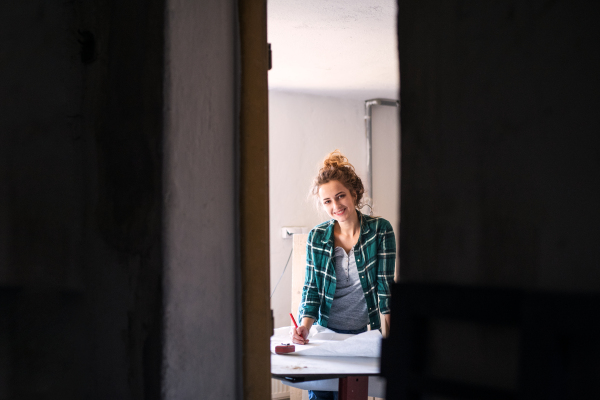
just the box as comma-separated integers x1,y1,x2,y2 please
290,313,308,344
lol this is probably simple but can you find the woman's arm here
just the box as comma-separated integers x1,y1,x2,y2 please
299,231,320,319
294,231,320,344
376,220,396,319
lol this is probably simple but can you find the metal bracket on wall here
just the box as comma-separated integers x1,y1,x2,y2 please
268,43,272,70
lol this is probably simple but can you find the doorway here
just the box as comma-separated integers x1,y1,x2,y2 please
267,0,400,332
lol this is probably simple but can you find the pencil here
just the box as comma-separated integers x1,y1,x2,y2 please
289,313,298,329
290,313,308,344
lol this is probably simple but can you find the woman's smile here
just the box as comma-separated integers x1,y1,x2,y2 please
334,207,347,216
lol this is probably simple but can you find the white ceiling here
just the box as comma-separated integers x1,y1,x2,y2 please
267,0,399,101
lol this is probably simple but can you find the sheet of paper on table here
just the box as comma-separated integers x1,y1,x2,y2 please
270,325,382,358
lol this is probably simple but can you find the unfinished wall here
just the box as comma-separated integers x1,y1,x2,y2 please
1,0,242,398
81,1,166,397
397,0,600,392
162,0,240,398
399,0,600,291
0,1,165,398
268,91,399,328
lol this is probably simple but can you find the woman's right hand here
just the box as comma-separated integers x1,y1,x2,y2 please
291,325,310,344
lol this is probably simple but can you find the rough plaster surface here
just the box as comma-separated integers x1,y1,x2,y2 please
0,0,243,398
80,1,165,398
163,0,239,398
268,91,399,328
399,0,600,291
268,0,399,100
398,0,600,389
1,0,164,398
0,0,84,288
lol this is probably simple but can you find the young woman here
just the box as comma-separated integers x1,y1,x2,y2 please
291,150,396,400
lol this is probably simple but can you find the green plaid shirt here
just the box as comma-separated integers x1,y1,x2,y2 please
299,212,396,330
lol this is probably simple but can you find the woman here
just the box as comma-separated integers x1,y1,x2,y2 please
291,150,396,400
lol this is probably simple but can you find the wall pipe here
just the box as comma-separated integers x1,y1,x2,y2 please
364,98,399,206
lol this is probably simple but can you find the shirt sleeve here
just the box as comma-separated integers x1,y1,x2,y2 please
376,220,396,314
299,230,320,322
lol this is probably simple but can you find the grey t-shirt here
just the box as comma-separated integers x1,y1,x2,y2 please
327,246,369,330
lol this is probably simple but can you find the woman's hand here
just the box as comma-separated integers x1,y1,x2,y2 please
291,325,310,344
290,317,314,344
383,313,391,338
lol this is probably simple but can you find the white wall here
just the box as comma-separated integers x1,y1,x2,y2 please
269,91,399,328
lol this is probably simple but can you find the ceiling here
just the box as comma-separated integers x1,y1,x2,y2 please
267,0,399,101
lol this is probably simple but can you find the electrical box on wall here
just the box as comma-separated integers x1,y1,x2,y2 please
281,227,309,239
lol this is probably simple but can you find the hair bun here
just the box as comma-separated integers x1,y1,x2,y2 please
323,149,354,171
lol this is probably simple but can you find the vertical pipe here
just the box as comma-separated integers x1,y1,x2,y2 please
364,98,399,206
365,101,373,204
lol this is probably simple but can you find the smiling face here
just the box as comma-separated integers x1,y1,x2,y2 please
318,180,357,223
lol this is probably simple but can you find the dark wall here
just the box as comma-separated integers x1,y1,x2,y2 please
0,1,164,398
397,0,600,392
398,1,600,291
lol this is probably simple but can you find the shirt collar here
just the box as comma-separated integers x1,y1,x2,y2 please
359,211,371,235
322,220,335,244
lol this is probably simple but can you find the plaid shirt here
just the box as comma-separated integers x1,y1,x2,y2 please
299,212,396,330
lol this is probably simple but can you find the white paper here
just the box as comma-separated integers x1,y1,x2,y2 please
271,325,382,358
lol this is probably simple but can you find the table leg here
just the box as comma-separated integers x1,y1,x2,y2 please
338,376,368,400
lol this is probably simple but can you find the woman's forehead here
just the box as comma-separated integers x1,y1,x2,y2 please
318,180,350,196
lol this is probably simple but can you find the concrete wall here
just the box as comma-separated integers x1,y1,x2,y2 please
1,1,165,398
0,0,241,398
398,0,600,291
268,91,399,328
162,0,240,398
81,2,166,397
397,0,600,391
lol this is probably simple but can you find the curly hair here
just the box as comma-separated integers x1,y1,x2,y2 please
310,149,365,209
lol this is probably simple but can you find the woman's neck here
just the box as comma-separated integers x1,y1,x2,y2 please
335,209,360,237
